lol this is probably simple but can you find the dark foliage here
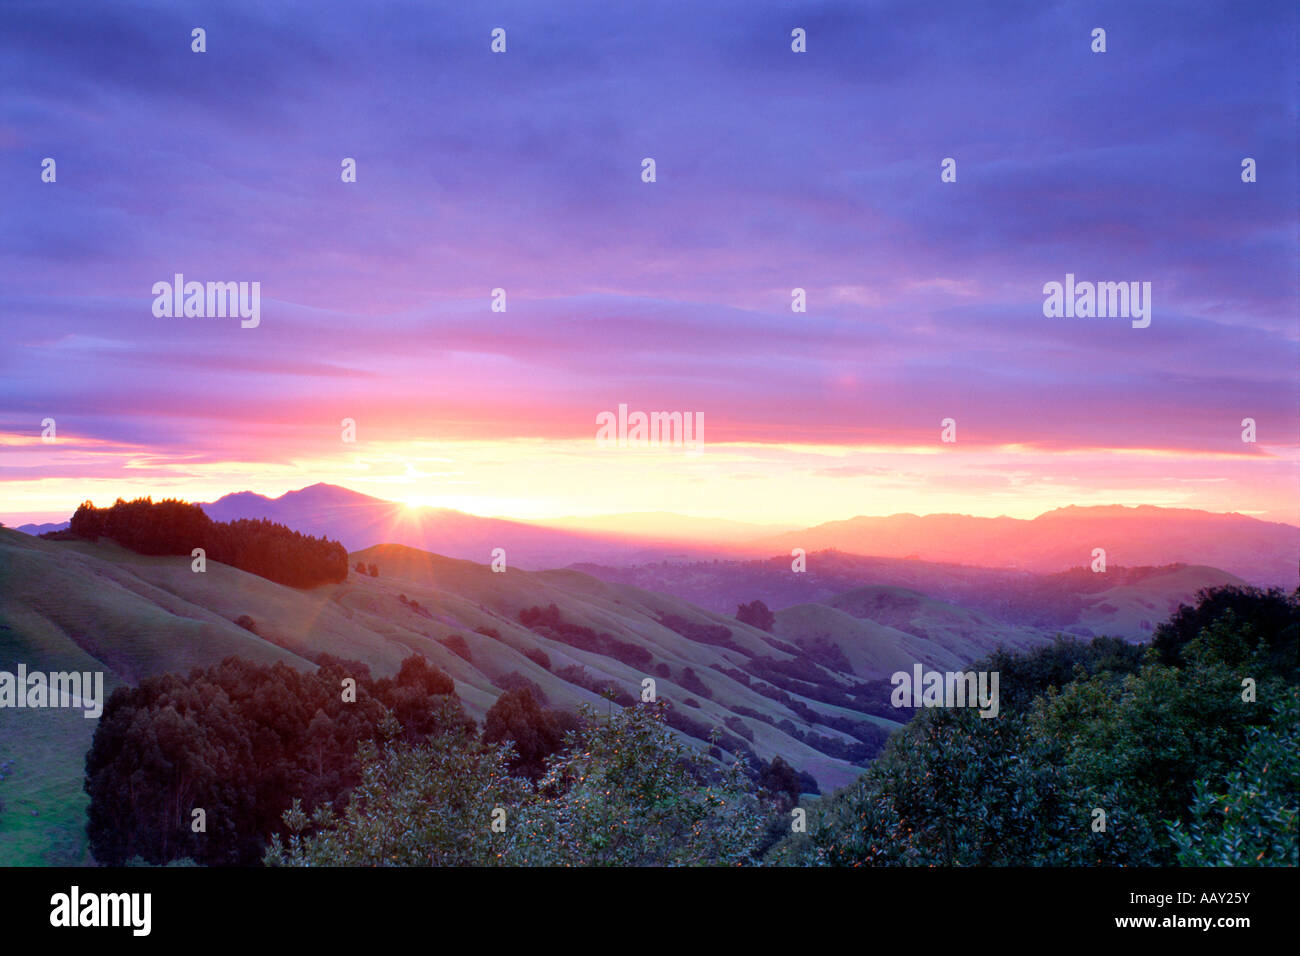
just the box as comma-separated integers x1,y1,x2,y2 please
662,703,713,742
440,634,473,663
796,769,820,796
1153,585,1298,674
801,636,854,674
482,688,579,780
496,670,548,705
796,586,1300,866
84,654,467,866
69,497,347,589
677,666,713,699
724,715,754,742
518,604,652,668
723,676,888,765
736,599,776,632
522,647,551,670
722,657,892,723
656,613,744,651
982,635,1147,713
553,664,636,706
757,755,802,808
761,635,804,656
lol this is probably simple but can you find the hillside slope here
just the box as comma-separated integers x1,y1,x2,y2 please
1,531,942,865
0,529,313,865
579,553,1250,640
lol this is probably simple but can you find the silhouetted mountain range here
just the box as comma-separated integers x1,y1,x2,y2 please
14,483,1297,586
751,505,1297,587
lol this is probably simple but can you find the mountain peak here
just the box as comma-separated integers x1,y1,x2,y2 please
209,490,274,505
278,483,383,505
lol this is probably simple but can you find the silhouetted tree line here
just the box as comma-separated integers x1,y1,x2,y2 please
516,599,894,768
553,664,637,706
718,656,892,723
676,665,713,699
69,497,348,588
84,654,471,866
712,664,887,763
518,603,653,668
656,613,744,652
81,638,861,867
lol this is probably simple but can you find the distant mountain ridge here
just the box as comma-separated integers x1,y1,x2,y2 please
14,520,69,535
529,511,797,543
14,484,1296,585
1,495,1283,866
199,483,716,569
751,505,1298,588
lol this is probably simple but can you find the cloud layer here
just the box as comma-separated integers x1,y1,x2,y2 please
1,0,1296,523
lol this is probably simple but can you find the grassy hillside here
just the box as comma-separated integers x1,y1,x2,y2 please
1074,565,1249,637
579,553,1251,640
4,523,1247,866
0,529,312,865
819,585,1047,663
767,570,1247,691
774,602,940,675
344,544,893,787
1,532,920,865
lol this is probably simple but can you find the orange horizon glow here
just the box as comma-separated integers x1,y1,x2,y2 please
4,434,1298,531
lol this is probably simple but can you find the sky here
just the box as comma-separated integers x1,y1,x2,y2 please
1,0,1297,527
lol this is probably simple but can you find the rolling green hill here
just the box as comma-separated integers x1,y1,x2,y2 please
771,567,1250,685
1,523,1250,867
583,553,1251,641
0,531,913,865
816,585,1048,666
1073,564,1249,637
0,529,313,865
